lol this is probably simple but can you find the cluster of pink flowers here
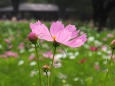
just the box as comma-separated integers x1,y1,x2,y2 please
29,20,87,48
0,51,18,58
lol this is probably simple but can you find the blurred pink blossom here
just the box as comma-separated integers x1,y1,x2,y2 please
101,45,107,52
44,51,53,59
29,54,35,60
5,51,18,58
4,39,11,44
18,42,25,49
90,46,98,51
8,45,13,49
107,34,114,38
43,51,62,64
0,54,7,58
110,55,115,62
94,65,100,70
102,38,107,41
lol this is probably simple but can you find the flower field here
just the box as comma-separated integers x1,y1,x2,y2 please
0,21,115,86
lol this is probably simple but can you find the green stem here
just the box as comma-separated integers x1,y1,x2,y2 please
35,43,42,86
50,46,57,86
46,71,49,86
104,49,114,86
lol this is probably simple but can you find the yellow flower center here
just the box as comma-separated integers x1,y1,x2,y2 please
52,36,56,41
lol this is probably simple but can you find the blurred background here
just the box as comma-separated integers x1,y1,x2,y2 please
0,0,115,31
0,1,115,86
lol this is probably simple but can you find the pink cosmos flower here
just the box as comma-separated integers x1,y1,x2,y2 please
30,21,87,48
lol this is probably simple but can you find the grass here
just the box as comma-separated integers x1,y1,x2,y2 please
0,20,115,86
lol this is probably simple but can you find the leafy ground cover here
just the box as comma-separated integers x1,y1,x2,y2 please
0,21,115,86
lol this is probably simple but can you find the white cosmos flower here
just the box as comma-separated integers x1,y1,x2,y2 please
75,52,79,56
73,77,79,81
0,44,2,49
69,55,76,59
29,48,35,52
18,60,24,66
30,61,37,66
94,40,102,46
83,44,89,49
88,36,95,42
30,70,37,77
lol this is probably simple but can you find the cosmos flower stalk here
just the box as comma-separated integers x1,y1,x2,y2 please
42,65,50,86
28,32,42,86
30,20,87,86
109,40,115,65
104,40,115,86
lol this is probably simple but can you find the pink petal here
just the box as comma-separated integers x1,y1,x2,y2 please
57,25,80,44
71,30,80,39
65,24,80,39
75,34,87,43
36,24,53,41
64,34,87,47
50,21,64,37
65,24,76,31
56,29,72,43
30,20,41,30
30,21,53,41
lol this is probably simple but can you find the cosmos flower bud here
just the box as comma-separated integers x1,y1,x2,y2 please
42,65,50,72
28,32,38,44
110,40,115,50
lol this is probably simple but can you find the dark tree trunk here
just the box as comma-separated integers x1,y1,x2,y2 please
91,0,115,31
10,0,20,17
